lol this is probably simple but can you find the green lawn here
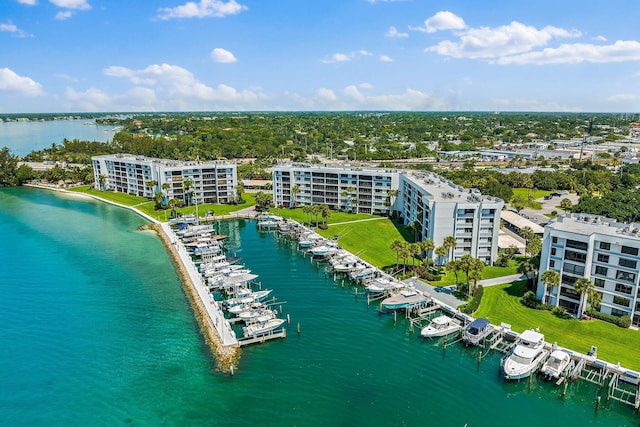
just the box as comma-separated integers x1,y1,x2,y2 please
310,218,410,268
269,207,377,225
511,188,554,210
475,280,640,371
434,259,519,287
68,186,256,221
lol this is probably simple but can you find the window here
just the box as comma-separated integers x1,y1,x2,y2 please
563,263,585,276
613,296,631,307
615,283,633,295
616,270,636,282
595,266,608,276
564,250,586,263
566,239,588,251
619,258,637,269
621,245,639,256
597,253,610,263
549,260,555,268
552,237,558,244
594,278,605,288
561,274,577,286
551,248,557,256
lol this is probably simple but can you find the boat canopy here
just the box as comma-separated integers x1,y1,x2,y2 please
467,318,490,334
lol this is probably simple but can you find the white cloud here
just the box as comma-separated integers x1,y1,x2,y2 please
497,40,640,65
100,63,266,109
55,11,74,20
379,55,393,62
386,26,408,38
359,83,373,89
490,97,578,112
322,53,352,63
49,0,91,10
593,35,607,42
608,94,637,103
0,68,43,96
156,0,247,20
304,86,452,111
412,11,466,33
322,50,376,64
211,47,238,63
19,0,38,5
317,88,337,102
0,22,29,37
427,21,580,59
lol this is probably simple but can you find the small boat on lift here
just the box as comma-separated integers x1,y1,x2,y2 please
540,349,572,381
380,288,428,310
420,315,462,338
462,318,493,347
503,329,549,380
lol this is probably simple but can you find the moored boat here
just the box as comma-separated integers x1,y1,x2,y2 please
462,318,493,347
539,349,572,381
503,329,548,380
243,315,286,337
420,315,462,338
380,288,428,310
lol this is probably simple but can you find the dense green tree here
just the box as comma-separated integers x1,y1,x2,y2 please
0,147,18,187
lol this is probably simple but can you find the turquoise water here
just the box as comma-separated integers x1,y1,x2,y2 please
0,188,637,426
0,119,117,156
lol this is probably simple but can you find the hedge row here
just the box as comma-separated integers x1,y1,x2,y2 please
586,309,632,328
459,285,484,314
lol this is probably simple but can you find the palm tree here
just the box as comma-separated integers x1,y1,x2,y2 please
420,238,435,262
540,269,560,304
435,246,447,268
398,245,411,275
468,269,483,297
386,189,398,215
145,180,157,198
445,259,462,285
409,220,421,242
390,239,404,270
320,204,331,226
408,243,421,267
559,198,572,213
291,184,300,207
182,178,194,206
98,174,107,191
161,182,170,205
443,236,457,262
302,205,312,225
574,277,594,318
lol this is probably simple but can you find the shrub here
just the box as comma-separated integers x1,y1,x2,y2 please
318,223,328,230
459,285,484,314
586,309,632,328
551,306,572,319
521,291,541,308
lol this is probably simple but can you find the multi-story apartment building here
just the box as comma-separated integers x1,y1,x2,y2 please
272,163,503,264
272,163,398,215
92,154,237,204
399,171,503,265
537,213,640,326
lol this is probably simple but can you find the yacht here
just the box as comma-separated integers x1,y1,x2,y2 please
420,315,462,338
380,288,428,310
503,329,548,380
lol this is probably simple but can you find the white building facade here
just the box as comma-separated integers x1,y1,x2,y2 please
92,154,237,204
537,214,640,326
272,163,398,215
272,163,503,264
399,171,503,265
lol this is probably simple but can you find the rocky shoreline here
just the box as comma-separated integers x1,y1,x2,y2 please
141,223,240,373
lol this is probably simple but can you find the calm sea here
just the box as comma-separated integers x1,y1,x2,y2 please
0,119,118,156
0,187,635,426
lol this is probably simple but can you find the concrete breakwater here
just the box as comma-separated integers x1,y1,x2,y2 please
146,223,240,372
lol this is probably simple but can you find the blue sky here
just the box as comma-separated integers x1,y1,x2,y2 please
1,0,639,113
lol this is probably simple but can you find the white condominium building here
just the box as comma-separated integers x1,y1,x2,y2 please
272,163,503,264
399,171,503,265
272,163,398,215
537,213,640,326
92,154,237,204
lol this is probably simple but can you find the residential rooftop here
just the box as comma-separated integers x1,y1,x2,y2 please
548,213,640,240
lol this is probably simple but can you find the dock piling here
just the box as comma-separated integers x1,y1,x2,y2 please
287,313,291,325
297,322,301,335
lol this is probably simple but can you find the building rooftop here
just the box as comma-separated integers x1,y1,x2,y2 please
274,162,397,175
93,153,235,167
548,213,640,240
501,210,545,234
402,170,503,205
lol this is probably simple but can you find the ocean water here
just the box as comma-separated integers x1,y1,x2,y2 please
0,119,118,156
0,187,636,426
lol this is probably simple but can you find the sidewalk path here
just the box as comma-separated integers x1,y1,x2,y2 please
477,273,530,287
327,217,387,226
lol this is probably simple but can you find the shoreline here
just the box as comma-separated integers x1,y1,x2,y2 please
24,183,240,372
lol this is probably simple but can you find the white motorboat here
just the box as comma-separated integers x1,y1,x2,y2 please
243,315,286,337
503,329,549,380
462,318,493,347
420,315,462,338
539,349,572,380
